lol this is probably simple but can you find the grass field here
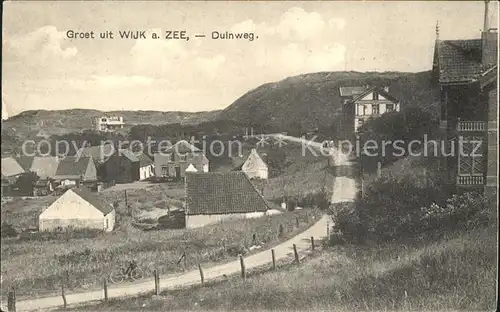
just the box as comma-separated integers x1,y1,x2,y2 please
1,208,322,299
64,225,497,312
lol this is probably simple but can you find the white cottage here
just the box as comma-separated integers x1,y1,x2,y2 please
39,188,115,232
242,149,268,180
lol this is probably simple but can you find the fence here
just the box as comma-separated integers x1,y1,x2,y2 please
4,220,326,312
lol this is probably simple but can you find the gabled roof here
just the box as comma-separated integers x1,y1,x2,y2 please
16,156,35,171
76,144,115,163
164,140,201,154
118,149,139,162
1,157,25,178
339,86,370,97
54,157,94,179
189,153,209,166
349,86,399,103
185,164,198,172
47,188,114,215
185,171,271,215
30,157,59,178
479,65,498,89
433,39,484,84
138,153,153,167
242,149,268,172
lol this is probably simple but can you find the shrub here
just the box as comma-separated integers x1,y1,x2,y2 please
332,174,491,245
420,192,491,232
1,222,18,238
331,175,449,244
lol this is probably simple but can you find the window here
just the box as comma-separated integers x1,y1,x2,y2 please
358,104,366,116
386,104,394,112
101,118,107,122
459,136,484,175
161,166,169,177
372,104,380,115
373,92,379,100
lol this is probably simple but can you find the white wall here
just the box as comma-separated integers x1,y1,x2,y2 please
202,164,209,172
104,210,115,232
186,211,267,228
38,189,114,232
139,165,154,180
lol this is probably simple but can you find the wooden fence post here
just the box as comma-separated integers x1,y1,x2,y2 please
198,263,204,284
311,236,315,251
296,217,300,228
7,286,16,312
278,224,284,238
252,233,256,245
103,277,108,302
154,269,160,296
61,279,67,309
293,244,300,265
271,249,276,270
327,221,330,239
239,254,246,279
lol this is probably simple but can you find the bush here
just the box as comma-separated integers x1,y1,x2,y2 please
1,222,18,237
331,174,491,245
331,175,450,244
420,192,491,232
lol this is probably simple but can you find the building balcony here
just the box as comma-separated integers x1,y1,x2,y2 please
456,175,484,186
457,120,487,132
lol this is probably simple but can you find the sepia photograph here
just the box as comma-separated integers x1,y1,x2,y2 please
1,1,498,311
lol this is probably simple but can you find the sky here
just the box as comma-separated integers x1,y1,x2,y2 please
2,1,498,117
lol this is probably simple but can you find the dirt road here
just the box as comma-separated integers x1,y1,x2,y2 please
7,215,331,312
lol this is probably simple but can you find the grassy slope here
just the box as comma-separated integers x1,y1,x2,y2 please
217,71,436,132
1,109,220,155
65,225,497,312
1,205,322,298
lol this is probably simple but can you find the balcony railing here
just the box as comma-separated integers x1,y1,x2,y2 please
457,121,487,132
456,175,484,185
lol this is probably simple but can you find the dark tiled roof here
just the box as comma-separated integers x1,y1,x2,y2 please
138,153,153,167
16,156,35,171
349,86,399,103
164,140,200,154
185,171,270,215
119,149,139,162
77,144,115,163
435,39,484,83
54,157,93,179
339,86,369,97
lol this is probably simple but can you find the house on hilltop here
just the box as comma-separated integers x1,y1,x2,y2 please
341,85,400,133
431,0,497,197
39,188,115,232
154,140,209,180
184,171,271,228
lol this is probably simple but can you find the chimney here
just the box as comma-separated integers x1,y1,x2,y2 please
481,0,498,68
484,0,489,32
